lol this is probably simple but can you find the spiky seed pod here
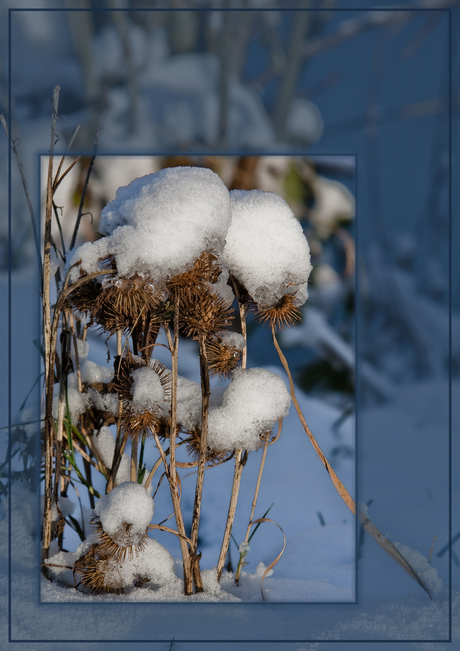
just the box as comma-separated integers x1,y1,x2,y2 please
185,426,233,465
166,251,221,302
179,290,234,339
67,278,103,317
207,336,242,379
91,275,167,336
76,551,126,595
92,516,149,562
112,353,171,440
73,512,152,594
255,293,302,330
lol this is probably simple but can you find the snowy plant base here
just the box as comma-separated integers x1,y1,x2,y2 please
40,562,352,603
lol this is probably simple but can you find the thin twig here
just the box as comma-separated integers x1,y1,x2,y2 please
0,114,42,278
216,289,248,581
52,124,81,190
217,449,244,582
42,86,61,563
190,334,210,592
151,425,193,595
69,129,100,251
235,419,282,584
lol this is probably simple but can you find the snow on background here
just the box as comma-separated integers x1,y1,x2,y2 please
1,2,459,650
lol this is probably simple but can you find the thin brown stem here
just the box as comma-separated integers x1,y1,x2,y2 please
151,428,193,595
163,308,194,595
130,437,138,483
42,86,61,564
271,326,432,598
189,334,210,592
235,420,282,584
216,291,248,581
271,326,355,514
216,449,244,581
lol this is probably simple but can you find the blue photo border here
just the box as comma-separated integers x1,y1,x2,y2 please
6,5,453,645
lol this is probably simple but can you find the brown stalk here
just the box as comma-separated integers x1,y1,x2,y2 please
235,419,283,584
216,290,248,582
151,426,193,595
42,86,61,562
216,449,245,582
164,306,194,595
189,334,210,592
271,326,432,598
130,436,138,482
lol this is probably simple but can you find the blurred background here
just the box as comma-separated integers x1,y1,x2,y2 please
1,0,459,632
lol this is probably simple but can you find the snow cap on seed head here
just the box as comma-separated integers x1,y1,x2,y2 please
71,166,231,285
223,190,312,308
207,367,291,452
93,481,154,541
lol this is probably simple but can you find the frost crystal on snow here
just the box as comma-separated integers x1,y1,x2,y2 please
223,190,312,308
93,482,154,541
207,367,291,451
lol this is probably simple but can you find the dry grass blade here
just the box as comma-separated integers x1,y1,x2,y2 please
52,124,81,190
272,326,432,599
147,524,192,546
70,129,100,250
358,511,432,598
0,113,41,273
249,517,286,601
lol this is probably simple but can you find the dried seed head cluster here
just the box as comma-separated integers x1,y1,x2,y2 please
166,251,221,301
179,290,234,339
255,293,302,330
112,353,171,440
92,515,149,561
185,425,232,464
92,274,166,337
73,516,150,594
67,278,103,316
207,335,242,378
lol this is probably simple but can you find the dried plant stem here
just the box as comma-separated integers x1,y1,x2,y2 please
216,449,244,582
271,326,432,598
272,326,355,513
107,430,129,493
69,130,100,251
216,295,248,582
42,86,61,563
163,303,194,595
151,428,193,595
189,334,210,592
0,114,41,272
234,420,282,584
130,437,138,483
68,312,82,391
144,440,188,492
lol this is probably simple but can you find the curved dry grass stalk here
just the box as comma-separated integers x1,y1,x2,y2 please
250,517,286,601
235,419,283,584
271,326,432,599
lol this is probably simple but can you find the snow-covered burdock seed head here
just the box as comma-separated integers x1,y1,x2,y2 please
95,166,231,282
223,190,313,322
207,368,291,452
93,482,154,557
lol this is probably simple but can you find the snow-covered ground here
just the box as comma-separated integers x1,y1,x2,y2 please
1,265,458,649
